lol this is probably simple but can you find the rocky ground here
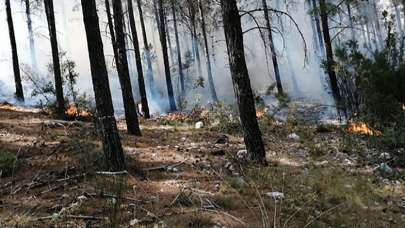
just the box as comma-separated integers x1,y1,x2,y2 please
0,102,404,227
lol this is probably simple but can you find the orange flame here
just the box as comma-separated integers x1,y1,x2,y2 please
346,122,382,136
256,108,268,119
65,105,91,119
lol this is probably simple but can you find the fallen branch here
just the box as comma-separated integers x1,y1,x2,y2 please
95,171,128,176
35,215,102,221
143,160,186,172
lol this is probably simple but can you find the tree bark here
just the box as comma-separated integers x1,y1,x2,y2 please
394,3,404,38
198,0,218,102
311,0,325,55
6,0,24,102
221,0,266,163
128,0,150,118
24,0,38,71
262,0,283,94
81,0,126,171
105,0,119,70
188,1,203,79
164,12,175,65
44,0,65,118
319,0,341,106
171,0,185,96
112,0,142,136
136,0,155,94
158,0,177,111
346,2,355,41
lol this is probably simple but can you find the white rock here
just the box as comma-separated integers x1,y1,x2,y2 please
237,149,248,159
379,152,391,160
287,133,300,141
266,192,285,200
129,218,140,226
195,121,204,129
377,163,393,175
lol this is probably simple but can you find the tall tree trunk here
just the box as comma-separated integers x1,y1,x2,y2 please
158,0,177,111
164,12,175,65
198,0,218,102
221,0,266,163
394,3,404,37
308,0,321,53
105,0,119,69
6,0,24,102
81,0,126,171
346,2,355,41
24,0,38,71
311,0,325,55
262,0,283,94
403,0,405,34
319,0,341,106
112,0,142,136
187,0,203,78
136,0,155,94
371,0,383,49
128,0,150,118
44,0,65,118
171,0,185,96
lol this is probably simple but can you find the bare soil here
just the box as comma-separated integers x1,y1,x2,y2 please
0,104,404,227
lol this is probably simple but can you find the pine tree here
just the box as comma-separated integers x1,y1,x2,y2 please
44,0,65,118
128,0,150,118
112,0,142,136
81,0,126,171
221,0,266,163
6,0,24,102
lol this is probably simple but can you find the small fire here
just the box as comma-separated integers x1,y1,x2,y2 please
65,105,91,119
256,108,268,119
402,104,405,111
346,122,382,136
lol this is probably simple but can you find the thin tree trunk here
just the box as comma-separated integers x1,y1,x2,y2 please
311,0,325,55
308,0,320,53
128,0,150,118
394,3,404,37
371,0,383,49
319,0,341,106
44,0,65,118
346,2,355,40
6,0,24,102
158,0,177,111
24,0,38,71
171,0,185,96
187,0,203,78
198,0,218,102
112,0,142,136
221,0,266,163
136,0,155,94
105,0,119,69
402,0,405,33
164,12,175,65
262,0,283,94
81,0,126,171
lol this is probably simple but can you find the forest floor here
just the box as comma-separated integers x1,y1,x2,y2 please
0,102,404,227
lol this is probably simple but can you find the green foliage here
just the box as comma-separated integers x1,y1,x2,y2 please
208,102,242,135
334,15,405,146
0,150,18,177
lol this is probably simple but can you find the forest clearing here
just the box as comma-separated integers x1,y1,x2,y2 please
0,102,404,227
0,0,405,227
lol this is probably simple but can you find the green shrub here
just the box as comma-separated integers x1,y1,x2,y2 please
0,151,18,177
334,13,405,147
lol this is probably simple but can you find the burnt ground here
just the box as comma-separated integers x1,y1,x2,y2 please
0,104,404,227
